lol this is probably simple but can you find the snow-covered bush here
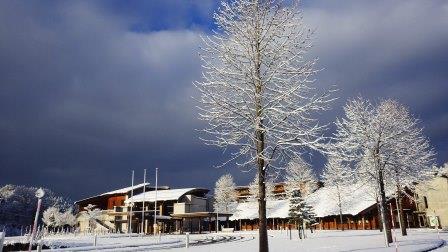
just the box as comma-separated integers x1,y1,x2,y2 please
42,206,77,230
42,207,60,229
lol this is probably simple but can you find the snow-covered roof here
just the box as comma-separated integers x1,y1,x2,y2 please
125,188,209,203
230,200,290,220
306,184,377,218
230,183,378,220
100,183,150,196
75,183,157,204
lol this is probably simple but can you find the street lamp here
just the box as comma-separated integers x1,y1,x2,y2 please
28,188,45,252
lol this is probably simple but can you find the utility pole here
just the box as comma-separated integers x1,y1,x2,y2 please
153,168,158,235
129,170,134,236
141,169,147,235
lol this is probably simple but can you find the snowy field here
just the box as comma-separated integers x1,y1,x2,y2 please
4,228,447,251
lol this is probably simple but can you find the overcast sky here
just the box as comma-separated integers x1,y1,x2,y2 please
1,0,447,200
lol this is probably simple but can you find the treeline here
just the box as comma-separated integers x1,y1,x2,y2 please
0,184,73,236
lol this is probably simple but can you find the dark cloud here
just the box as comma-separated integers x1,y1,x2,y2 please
0,0,447,200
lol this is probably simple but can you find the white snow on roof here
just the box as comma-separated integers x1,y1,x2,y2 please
306,184,377,218
125,188,206,203
230,183,377,220
75,183,152,203
101,183,150,196
230,200,290,220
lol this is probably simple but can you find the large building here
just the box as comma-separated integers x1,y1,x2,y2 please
75,183,159,233
230,182,418,231
75,185,229,234
77,172,447,234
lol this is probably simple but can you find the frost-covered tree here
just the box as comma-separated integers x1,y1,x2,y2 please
59,208,77,228
333,98,435,245
285,157,318,197
214,174,238,228
387,138,435,235
322,157,353,231
42,206,77,231
42,207,61,229
248,173,275,201
438,163,448,177
195,1,334,249
214,174,238,213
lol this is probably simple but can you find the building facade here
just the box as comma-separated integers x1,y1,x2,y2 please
415,167,448,229
75,185,227,234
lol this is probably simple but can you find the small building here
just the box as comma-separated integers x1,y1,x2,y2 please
415,164,448,229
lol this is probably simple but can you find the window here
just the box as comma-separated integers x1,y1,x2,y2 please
423,196,428,209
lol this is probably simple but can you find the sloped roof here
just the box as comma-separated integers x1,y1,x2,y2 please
75,183,160,204
100,183,150,196
306,184,377,217
229,183,378,220
125,188,209,203
230,200,290,220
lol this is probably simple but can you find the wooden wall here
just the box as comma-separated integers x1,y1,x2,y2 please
107,195,126,209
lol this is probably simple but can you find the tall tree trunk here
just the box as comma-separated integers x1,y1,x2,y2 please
257,161,268,251
254,6,268,250
376,200,383,232
255,62,268,252
396,187,407,236
378,169,393,245
337,188,344,231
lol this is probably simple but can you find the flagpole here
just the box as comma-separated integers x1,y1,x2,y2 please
153,167,158,235
141,169,147,234
129,170,134,236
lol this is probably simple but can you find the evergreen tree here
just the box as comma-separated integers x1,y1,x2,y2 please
288,189,304,222
288,189,316,238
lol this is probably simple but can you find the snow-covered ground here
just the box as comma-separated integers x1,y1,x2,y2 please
165,229,447,252
4,228,447,251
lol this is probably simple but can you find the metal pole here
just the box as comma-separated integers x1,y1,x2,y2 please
129,170,135,236
28,198,42,251
28,188,44,252
153,168,158,235
141,169,147,235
